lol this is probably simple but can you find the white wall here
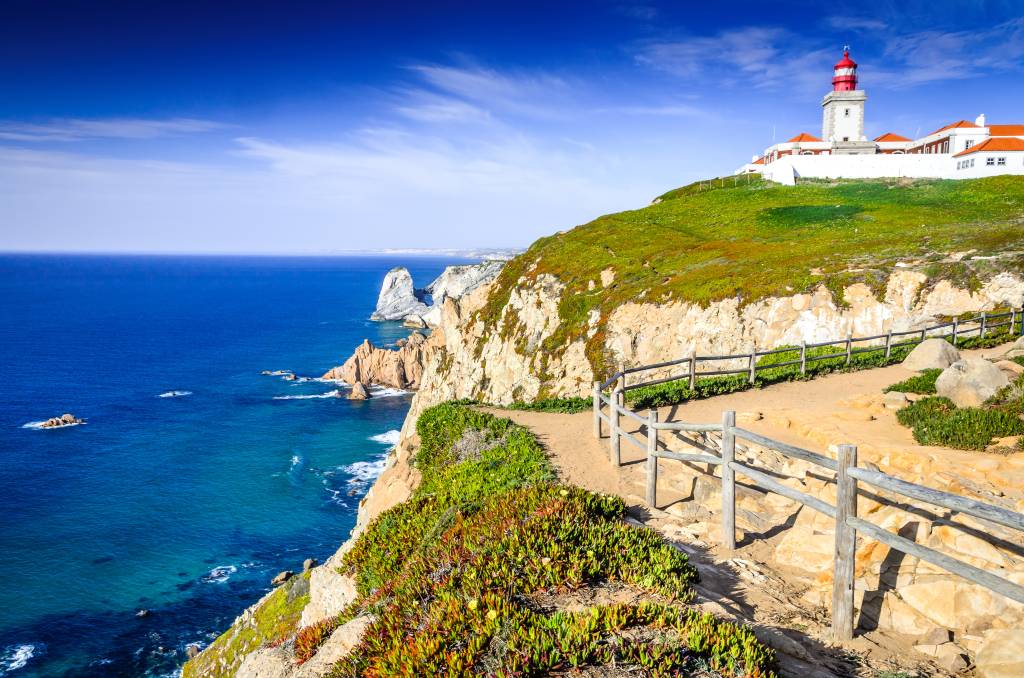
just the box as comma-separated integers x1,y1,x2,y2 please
763,154,954,185
954,153,1024,178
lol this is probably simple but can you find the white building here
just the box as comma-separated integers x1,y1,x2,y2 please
736,49,1024,183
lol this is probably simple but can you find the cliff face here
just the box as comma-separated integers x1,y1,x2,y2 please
404,268,1024,419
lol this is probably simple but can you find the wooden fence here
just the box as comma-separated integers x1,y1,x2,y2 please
601,308,1022,394
591,311,1024,641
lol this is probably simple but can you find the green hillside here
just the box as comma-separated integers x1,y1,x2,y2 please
478,176,1024,376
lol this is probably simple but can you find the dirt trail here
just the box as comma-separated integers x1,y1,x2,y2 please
483,342,1020,678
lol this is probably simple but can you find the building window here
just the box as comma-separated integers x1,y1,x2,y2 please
843,136,849,141
942,141,949,153
987,157,995,166
998,157,1006,166
965,140,974,149
971,158,975,167
844,108,850,117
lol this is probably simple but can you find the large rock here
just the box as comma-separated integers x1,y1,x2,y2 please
323,334,433,390
935,358,1010,407
348,382,370,400
975,629,1024,678
425,261,505,306
370,267,429,321
1001,336,1024,359
902,338,960,371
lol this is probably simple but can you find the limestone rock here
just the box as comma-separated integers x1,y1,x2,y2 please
976,629,1024,678
370,267,429,321
270,570,293,586
348,382,370,400
425,260,505,306
902,338,960,371
323,334,433,391
1001,336,1024,359
883,391,910,410
300,557,359,628
994,359,1024,380
402,314,426,329
40,413,83,428
302,558,318,573
935,358,1010,407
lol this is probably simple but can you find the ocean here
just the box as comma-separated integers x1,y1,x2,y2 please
0,254,466,677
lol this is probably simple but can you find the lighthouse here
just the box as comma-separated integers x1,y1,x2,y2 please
821,48,873,153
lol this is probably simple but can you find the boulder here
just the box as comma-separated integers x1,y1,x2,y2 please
369,267,429,321
348,382,370,400
902,338,960,371
270,570,293,586
302,558,318,573
186,644,201,660
1001,336,1024,360
402,314,427,329
41,414,83,428
935,358,1010,407
883,391,910,410
976,629,1024,678
994,359,1024,380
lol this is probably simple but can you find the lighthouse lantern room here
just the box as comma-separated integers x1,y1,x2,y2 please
821,47,874,153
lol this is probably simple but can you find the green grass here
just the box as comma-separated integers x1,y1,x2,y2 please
884,369,942,395
476,176,1024,377
896,396,1024,450
312,403,778,676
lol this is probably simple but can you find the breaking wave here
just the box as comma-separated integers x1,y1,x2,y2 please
273,390,342,400
200,565,237,584
157,390,192,398
1,644,37,674
369,430,401,445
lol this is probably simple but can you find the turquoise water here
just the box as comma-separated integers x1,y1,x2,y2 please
0,254,463,676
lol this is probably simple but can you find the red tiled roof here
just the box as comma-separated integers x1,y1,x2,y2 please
988,124,1024,137
786,132,822,143
954,137,1024,157
874,132,911,142
931,120,980,135
753,156,766,165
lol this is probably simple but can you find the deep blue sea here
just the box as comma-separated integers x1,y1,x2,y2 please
0,254,466,677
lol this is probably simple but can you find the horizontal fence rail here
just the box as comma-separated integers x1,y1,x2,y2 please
591,313,1024,641
602,309,1023,393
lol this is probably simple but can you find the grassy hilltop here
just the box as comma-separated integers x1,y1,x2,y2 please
478,176,1024,375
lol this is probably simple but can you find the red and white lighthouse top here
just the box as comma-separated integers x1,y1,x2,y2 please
832,48,858,91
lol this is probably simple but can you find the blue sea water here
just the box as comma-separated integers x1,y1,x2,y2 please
0,254,466,677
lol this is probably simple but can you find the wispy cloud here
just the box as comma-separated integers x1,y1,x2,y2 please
0,117,225,142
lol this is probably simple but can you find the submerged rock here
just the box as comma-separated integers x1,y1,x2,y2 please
369,267,429,321
40,413,83,428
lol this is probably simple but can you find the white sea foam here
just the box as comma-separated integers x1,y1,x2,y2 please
157,390,192,398
342,455,388,488
272,390,342,400
1,644,36,673
369,430,401,445
21,420,84,430
290,454,302,468
201,565,237,584
368,386,410,398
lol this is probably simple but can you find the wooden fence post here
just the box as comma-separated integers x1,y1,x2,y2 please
1012,308,1017,336
748,347,757,385
832,443,858,642
721,410,736,552
884,330,893,360
646,410,658,506
592,381,601,439
609,386,622,466
920,327,927,343
800,341,807,376
952,317,959,346
845,332,853,366
980,311,988,338
689,350,697,390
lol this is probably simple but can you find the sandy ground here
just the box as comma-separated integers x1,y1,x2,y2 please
482,340,1021,678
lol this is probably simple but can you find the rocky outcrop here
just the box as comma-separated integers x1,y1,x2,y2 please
936,358,1010,407
902,338,960,371
405,268,1024,416
369,261,505,327
369,267,429,321
347,382,370,400
322,332,439,390
40,413,83,428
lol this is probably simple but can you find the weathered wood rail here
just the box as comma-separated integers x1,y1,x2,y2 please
591,311,1024,641
599,309,1023,395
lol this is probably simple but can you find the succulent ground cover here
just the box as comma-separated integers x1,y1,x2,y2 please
475,176,1024,377
894,357,1024,451
297,403,778,676
883,369,941,395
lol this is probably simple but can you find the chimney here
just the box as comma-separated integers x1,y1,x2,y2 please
975,113,986,127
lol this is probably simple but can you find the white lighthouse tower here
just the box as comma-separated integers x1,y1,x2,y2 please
821,48,874,154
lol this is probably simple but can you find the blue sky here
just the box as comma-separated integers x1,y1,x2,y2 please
2,0,1023,253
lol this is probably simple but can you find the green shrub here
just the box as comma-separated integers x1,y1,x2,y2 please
502,397,592,414
884,369,942,395
328,403,777,676
896,396,1024,450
